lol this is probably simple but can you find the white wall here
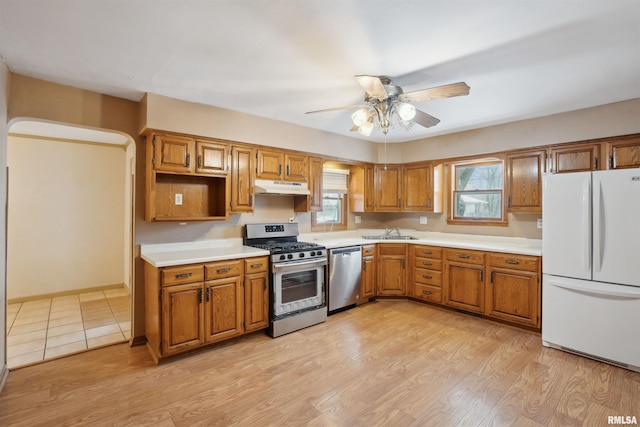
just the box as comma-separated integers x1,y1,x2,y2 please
7,135,125,299
0,58,10,390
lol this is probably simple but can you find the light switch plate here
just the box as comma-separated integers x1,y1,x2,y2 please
419,216,428,225
537,218,543,229
355,216,361,224
175,193,183,205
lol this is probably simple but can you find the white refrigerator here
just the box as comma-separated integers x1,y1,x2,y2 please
542,168,640,372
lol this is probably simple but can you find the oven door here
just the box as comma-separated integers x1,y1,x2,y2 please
272,258,326,318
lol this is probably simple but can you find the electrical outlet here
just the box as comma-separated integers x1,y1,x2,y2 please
288,217,295,223
419,216,428,225
175,193,183,205
355,216,361,224
537,218,543,229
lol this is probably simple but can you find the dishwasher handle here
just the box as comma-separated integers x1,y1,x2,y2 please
330,246,361,256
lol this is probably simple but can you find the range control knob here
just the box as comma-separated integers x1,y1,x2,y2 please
279,255,286,261
310,251,316,257
316,250,323,256
287,254,293,260
299,252,305,258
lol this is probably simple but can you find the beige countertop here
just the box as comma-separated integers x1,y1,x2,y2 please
140,238,270,267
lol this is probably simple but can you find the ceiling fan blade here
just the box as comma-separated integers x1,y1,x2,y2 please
355,75,388,99
399,82,470,103
305,104,365,114
350,125,359,131
412,109,441,128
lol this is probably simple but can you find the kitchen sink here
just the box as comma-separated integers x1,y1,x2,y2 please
362,235,418,240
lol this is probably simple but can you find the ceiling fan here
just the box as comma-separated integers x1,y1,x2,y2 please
306,75,470,136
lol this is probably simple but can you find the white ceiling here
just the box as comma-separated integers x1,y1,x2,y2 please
1,1,639,144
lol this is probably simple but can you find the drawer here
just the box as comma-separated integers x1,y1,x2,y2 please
378,243,406,256
205,260,242,280
488,253,539,272
245,256,268,274
362,245,375,257
161,265,204,286
414,269,442,286
414,258,442,271
445,248,485,265
414,245,442,260
414,284,442,304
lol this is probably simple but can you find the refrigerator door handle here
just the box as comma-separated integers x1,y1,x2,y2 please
581,179,592,274
550,277,640,299
593,177,604,274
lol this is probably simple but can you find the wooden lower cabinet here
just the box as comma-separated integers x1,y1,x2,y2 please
359,245,376,302
485,253,541,328
411,245,443,304
444,262,485,313
377,244,407,296
145,255,269,362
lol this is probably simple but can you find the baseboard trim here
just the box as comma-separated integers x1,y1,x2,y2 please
8,283,128,304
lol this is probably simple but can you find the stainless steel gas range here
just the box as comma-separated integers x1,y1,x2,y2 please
244,223,327,337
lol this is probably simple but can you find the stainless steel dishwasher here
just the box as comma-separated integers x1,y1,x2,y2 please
328,246,362,314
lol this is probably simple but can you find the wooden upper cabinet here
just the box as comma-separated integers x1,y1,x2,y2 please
230,145,255,213
349,164,375,213
153,133,195,174
256,149,284,180
308,157,323,211
375,165,402,211
285,153,308,182
604,135,640,169
549,143,600,173
403,163,431,212
506,149,545,213
195,140,228,175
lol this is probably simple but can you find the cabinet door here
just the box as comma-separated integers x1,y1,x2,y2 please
361,255,376,300
161,283,204,355
256,149,284,180
205,277,244,343
506,149,545,213
377,257,405,295
348,164,374,212
604,136,640,169
196,140,228,175
445,263,485,313
375,165,402,211
244,272,269,332
550,143,600,173
364,165,375,212
486,268,539,328
308,157,323,211
403,163,432,212
230,146,255,213
285,154,308,182
154,133,195,173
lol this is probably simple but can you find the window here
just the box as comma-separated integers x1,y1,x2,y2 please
311,168,348,231
448,158,506,226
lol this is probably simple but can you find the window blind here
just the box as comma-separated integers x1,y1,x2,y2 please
323,167,349,194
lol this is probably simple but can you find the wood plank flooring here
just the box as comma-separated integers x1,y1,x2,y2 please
1,300,638,426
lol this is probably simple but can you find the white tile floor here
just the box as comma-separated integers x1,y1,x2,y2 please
7,288,131,369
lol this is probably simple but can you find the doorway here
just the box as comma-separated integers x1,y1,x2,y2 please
5,120,135,368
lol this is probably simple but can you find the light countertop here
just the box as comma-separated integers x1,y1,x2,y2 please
141,238,270,267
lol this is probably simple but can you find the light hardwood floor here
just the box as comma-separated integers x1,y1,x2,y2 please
1,300,638,426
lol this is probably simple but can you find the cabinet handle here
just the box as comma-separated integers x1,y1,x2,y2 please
594,157,598,170
216,267,231,274
505,259,520,265
422,290,433,295
198,288,203,303
197,154,202,169
490,271,495,284
507,196,511,208
479,270,484,281
278,164,282,176
422,275,432,279
423,251,432,255
458,254,470,259
250,263,263,269
175,272,192,279
206,287,210,302
397,199,401,208
363,261,367,272
422,261,432,266
286,164,290,176
186,154,190,168
427,198,431,209
609,155,614,169
249,194,253,207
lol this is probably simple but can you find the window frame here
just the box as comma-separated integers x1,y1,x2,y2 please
311,192,348,231
447,157,508,227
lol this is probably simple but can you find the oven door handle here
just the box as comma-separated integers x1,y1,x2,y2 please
272,258,327,272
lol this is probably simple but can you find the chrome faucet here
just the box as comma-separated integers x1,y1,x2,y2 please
395,227,402,236
384,227,392,236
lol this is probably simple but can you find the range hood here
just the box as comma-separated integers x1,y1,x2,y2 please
254,179,311,196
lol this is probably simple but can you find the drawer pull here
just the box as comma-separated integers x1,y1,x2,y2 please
216,267,231,274
458,254,471,259
422,261,432,266
422,290,433,295
250,263,263,269
505,259,520,265
423,250,432,255
422,275,432,279
175,272,192,279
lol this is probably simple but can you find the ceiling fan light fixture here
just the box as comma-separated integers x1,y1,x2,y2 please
358,119,374,136
397,102,416,121
351,108,369,127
